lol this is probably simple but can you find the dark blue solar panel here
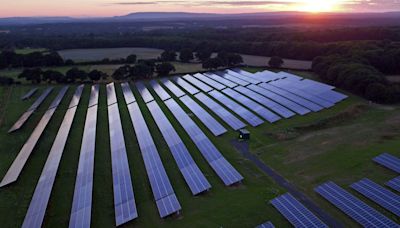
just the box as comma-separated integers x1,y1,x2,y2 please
164,99,243,186
193,73,226,90
88,85,99,107
315,181,398,227
351,178,400,217
270,193,327,228
194,92,246,130
182,74,213,92
173,76,200,95
120,82,136,104
224,69,262,84
203,73,238,88
135,81,154,103
373,153,400,173
222,88,281,123
234,86,295,119
180,95,227,136
150,80,171,101
215,71,250,86
386,177,400,192
247,84,310,115
147,101,211,195
21,88,38,100
256,221,275,228
208,90,263,127
160,78,186,97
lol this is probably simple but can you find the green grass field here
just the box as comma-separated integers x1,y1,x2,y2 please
0,69,399,227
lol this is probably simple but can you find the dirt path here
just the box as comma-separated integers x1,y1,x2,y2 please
231,140,343,227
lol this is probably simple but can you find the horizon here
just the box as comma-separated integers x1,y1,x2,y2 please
1,0,400,18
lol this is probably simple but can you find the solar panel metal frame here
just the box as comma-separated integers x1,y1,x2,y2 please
193,73,226,90
270,193,328,228
173,76,200,95
208,90,264,127
21,88,38,100
107,83,138,225
194,92,246,130
179,95,227,136
315,181,398,227
203,72,238,88
69,85,99,228
160,78,186,97
182,74,213,92
222,88,281,123
149,80,171,101
386,177,400,192
373,153,400,173
146,100,211,195
164,98,243,186
135,81,154,103
350,178,400,217
22,86,83,228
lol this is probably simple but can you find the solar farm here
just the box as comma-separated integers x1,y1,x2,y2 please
0,68,399,227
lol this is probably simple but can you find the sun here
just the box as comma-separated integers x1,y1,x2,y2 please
297,0,339,13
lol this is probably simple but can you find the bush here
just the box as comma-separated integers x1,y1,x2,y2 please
268,56,284,68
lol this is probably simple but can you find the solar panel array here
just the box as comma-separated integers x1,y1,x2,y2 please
209,90,264,127
9,87,53,133
23,85,83,228
21,88,38,100
107,83,138,225
0,86,68,188
216,71,250,86
70,85,99,228
126,100,181,218
135,81,154,103
247,84,310,115
180,95,227,136
120,82,136,105
160,78,186,97
203,72,238,88
373,153,400,173
224,69,262,85
315,181,398,227
194,92,246,130
173,76,200,95
234,86,295,119
150,80,171,101
255,221,275,228
182,74,213,92
270,193,327,228
164,99,243,186
193,73,226,90
351,178,400,217
147,100,211,195
387,177,400,192
222,88,281,123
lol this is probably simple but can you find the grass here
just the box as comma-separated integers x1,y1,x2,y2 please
0,67,399,227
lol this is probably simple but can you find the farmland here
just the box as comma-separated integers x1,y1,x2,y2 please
0,69,399,227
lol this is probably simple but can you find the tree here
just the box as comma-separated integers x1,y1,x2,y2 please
18,68,43,84
196,49,213,62
66,68,87,83
202,58,223,70
131,63,154,79
269,56,284,68
365,83,388,102
0,76,15,85
126,54,137,64
155,62,176,76
88,70,105,81
160,50,177,62
179,49,194,62
43,52,64,66
112,65,131,81
42,70,65,83
226,53,243,66
65,59,75,65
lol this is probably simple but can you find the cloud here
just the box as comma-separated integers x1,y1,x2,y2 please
202,1,297,6
112,1,184,5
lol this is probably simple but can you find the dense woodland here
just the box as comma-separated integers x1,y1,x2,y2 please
0,25,399,103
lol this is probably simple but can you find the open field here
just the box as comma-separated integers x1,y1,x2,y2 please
0,69,399,227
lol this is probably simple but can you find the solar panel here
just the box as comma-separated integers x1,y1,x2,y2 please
160,78,186,97
351,178,400,217
180,95,227,136
255,221,275,228
0,86,68,188
270,193,327,228
386,177,400,192
224,69,262,84
203,73,238,88
135,81,154,103
8,87,53,133
149,80,171,101
268,80,334,108
164,99,243,186
194,92,246,130
247,84,310,115
21,88,38,100
182,74,213,92
277,72,303,81
222,88,281,123
107,83,138,225
173,76,200,95
121,82,136,105
193,73,226,90
70,85,99,228
259,83,323,112
215,71,250,86
22,86,83,228
234,86,295,119
147,101,211,195
106,83,118,105
373,153,400,173
126,101,180,218
315,181,398,227
208,90,263,127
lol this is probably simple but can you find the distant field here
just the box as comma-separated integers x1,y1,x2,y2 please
241,54,312,70
387,75,400,83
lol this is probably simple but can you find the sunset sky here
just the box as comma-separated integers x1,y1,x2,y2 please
0,0,399,17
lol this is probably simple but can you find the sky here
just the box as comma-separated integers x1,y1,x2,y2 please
0,0,399,17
